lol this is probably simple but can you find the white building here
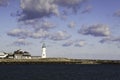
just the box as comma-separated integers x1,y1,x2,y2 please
13,49,31,59
0,52,8,59
41,43,46,58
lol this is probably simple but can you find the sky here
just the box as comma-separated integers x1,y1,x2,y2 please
0,0,120,60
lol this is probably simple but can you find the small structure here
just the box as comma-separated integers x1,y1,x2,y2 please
13,49,31,59
22,51,31,59
13,49,23,59
41,43,46,58
8,53,14,59
0,52,8,59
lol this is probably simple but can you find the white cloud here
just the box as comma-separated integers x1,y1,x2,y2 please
50,31,71,41
23,19,39,25
55,0,85,12
7,28,31,38
62,40,74,47
100,36,120,43
7,19,57,40
22,19,56,31
13,38,31,46
19,0,86,21
40,21,56,30
78,24,111,37
7,28,51,40
74,40,86,47
30,29,49,39
19,0,59,21
62,40,86,47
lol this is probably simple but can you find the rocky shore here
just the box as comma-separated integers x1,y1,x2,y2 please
0,58,120,64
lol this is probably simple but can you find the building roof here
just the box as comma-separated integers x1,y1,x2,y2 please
13,49,31,55
23,51,31,56
14,49,24,55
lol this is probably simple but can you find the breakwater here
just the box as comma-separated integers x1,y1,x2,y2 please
0,58,120,64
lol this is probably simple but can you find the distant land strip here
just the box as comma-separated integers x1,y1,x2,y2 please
0,58,120,64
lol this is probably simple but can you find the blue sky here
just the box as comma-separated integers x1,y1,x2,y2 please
0,0,120,60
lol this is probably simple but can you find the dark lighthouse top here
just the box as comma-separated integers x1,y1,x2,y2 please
42,43,46,48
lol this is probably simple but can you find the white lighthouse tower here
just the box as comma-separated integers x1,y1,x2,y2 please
41,43,46,58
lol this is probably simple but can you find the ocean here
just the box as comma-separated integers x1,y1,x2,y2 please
0,64,120,80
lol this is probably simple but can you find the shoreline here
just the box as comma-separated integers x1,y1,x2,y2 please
0,58,120,64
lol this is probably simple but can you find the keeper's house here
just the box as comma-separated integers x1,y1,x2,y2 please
13,49,31,59
0,49,41,59
7,49,31,59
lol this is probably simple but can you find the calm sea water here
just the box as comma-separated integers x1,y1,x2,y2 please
0,64,120,80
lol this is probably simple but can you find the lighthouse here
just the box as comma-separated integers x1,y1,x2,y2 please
41,43,46,58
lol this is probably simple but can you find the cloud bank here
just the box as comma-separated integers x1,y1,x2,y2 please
19,0,59,21
7,27,71,41
100,37,120,43
7,28,31,38
13,38,31,46
78,24,110,37
30,29,49,39
62,40,86,47
74,40,86,47
19,0,86,21
50,31,71,41
62,40,74,47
